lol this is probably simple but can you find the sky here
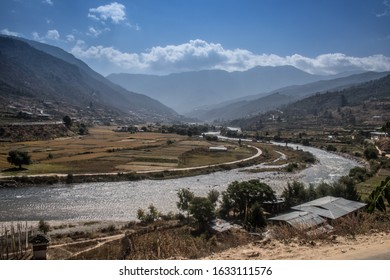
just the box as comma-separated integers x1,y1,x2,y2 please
1,0,390,76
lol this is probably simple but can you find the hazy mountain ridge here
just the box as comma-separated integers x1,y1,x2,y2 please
0,36,179,122
230,74,390,129
187,71,389,121
107,66,331,114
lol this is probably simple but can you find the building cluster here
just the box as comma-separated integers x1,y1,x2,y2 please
269,196,366,235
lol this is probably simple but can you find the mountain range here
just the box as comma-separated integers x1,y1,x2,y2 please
107,66,339,114
230,73,390,130
0,36,179,123
186,71,389,121
1,36,388,127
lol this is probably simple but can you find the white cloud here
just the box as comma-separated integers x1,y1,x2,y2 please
86,27,110,37
66,34,75,42
32,31,44,41
1,28,22,37
71,39,390,75
88,2,127,24
32,29,60,42
42,0,53,6
46,29,60,40
376,1,390,17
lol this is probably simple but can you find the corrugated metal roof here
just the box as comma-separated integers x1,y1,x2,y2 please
269,211,326,230
291,196,366,220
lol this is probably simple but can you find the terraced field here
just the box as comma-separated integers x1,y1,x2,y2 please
0,126,255,175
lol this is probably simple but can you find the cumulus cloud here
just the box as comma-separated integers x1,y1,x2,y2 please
71,39,390,75
88,2,127,24
46,29,60,40
1,28,22,37
32,29,60,42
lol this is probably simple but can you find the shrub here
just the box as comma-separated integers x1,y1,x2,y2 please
326,144,337,152
364,145,378,160
349,166,369,182
38,220,50,234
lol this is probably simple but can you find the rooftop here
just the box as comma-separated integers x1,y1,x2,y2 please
269,211,326,230
291,196,366,220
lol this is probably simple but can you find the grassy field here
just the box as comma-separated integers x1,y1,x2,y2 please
0,127,256,175
357,168,390,199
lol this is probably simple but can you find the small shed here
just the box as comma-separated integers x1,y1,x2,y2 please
269,211,327,230
209,146,228,152
30,234,50,260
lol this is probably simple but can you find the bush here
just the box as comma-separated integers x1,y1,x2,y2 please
285,162,298,172
364,145,378,160
300,151,316,164
349,166,369,182
326,144,337,152
137,204,160,223
38,220,50,234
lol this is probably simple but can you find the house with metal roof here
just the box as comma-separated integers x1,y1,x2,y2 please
291,196,366,220
269,211,326,230
268,196,366,232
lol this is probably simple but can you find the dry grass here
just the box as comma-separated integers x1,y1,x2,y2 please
68,226,256,260
0,127,257,175
271,212,390,242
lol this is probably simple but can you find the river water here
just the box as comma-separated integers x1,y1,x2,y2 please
0,144,358,221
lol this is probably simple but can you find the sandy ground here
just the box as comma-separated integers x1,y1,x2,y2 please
3,220,389,260
205,230,390,260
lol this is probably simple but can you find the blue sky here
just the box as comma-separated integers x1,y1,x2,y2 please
1,0,390,75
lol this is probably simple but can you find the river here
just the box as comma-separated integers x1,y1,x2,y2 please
0,144,359,221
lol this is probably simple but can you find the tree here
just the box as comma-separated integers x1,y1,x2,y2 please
340,94,348,107
332,176,360,201
189,196,216,231
282,181,311,207
38,220,50,234
207,189,219,206
220,180,276,219
368,176,390,213
381,121,390,136
246,202,267,229
63,115,72,128
176,188,195,219
7,150,31,169
364,145,378,160
78,123,88,135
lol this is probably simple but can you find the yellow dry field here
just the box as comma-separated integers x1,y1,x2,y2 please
0,127,255,175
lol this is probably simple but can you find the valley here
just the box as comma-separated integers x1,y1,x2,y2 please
0,35,389,262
